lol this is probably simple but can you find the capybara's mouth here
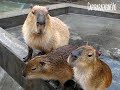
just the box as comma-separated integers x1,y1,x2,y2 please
22,70,27,78
37,24,45,34
22,73,32,79
24,74,41,80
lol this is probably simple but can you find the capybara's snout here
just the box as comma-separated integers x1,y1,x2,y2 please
22,71,26,77
37,13,46,25
22,65,28,77
71,48,83,58
67,48,83,66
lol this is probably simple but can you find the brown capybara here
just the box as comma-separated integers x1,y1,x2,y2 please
67,45,112,90
22,5,70,61
23,45,78,88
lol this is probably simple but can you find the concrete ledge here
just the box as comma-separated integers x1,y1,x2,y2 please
0,27,55,90
1,3,120,29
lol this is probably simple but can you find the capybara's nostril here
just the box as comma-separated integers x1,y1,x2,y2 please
37,21,45,25
22,71,26,77
71,54,78,59
71,49,83,58
23,73,26,77
37,14,46,25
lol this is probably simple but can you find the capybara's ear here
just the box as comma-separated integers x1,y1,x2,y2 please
88,51,93,57
46,7,49,10
30,4,34,9
31,7,36,14
96,51,102,57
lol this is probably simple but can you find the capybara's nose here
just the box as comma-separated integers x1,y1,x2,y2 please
37,21,45,25
71,49,83,58
22,70,26,77
37,14,46,25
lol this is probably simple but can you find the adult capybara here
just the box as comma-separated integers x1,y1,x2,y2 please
22,5,70,61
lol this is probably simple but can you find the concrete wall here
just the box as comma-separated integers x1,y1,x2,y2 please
1,3,120,29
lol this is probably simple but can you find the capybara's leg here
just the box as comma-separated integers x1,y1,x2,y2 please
23,46,33,62
36,51,46,56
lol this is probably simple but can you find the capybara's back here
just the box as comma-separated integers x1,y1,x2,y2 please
23,45,78,86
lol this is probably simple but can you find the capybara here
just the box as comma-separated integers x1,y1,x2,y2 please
23,45,78,89
22,5,70,61
67,45,112,90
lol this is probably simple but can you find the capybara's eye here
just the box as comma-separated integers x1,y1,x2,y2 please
39,62,45,66
88,55,92,57
32,67,36,71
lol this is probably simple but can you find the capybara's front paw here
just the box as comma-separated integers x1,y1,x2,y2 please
36,51,46,56
23,55,31,62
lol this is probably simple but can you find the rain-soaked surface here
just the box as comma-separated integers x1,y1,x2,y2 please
0,0,50,13
5,13,120,90
0,0,29,13
0,0,55,13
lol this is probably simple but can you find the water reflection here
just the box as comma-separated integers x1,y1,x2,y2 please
0,0,29,13
0,0,57,13
0,0,26,12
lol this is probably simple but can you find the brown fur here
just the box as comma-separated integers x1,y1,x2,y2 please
22,5,70,53
23,45,78,85
67,45,112,90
